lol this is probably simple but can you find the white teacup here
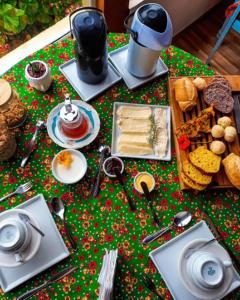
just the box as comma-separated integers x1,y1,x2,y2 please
0,218,32,263
187,251,232,289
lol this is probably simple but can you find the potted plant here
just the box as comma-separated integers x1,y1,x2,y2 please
25,60,52,92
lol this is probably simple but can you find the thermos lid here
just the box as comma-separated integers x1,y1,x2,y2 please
138,4,167,33
72,8,107,53
130,3,173,51
60,94,79,122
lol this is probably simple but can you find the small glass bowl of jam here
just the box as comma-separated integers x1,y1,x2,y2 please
103,156,124,178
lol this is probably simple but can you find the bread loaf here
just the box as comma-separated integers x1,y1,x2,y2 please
222,153,240,189
174,77,197,112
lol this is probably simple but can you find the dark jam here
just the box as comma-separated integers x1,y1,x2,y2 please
105,158,122,176
61,115,89,139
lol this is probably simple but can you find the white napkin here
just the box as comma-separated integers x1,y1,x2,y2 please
98,249,118,300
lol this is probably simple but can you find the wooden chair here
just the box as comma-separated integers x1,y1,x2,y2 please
206,0,240,64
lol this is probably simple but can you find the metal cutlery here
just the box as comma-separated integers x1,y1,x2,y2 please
17,266,78,300
0,181,32,203
140,181,160,227
51,197,77,251
91,145,110,197
21,120,46,168
142,211,192,245
184,238,216,259
114,167,136,211
18,213,45,237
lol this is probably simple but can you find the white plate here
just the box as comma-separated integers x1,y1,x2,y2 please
108,44,168,90
0,194,69,293
111,102,171,161
59,58,122,102
52,149,87,184
0,209,41,268
47,100,100,149
179,239,233,300
149,221,240,300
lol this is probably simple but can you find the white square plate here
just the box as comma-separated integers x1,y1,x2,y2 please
0,194,69,292
149,221,240,300
59,58,122,102
108,44,168,90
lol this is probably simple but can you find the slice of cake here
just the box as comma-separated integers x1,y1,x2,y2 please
181,172,207,191
182,160,212,185
189,146,221,174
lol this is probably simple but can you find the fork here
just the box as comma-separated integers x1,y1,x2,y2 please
0,182,32,203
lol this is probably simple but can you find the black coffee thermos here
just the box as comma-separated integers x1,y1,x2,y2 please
70,7,108,84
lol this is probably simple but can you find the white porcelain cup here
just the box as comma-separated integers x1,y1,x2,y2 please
25,60,52,92
0,218,32,262
187,251,232,289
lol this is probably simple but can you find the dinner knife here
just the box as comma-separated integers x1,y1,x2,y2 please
17,266,78,300
233,94,240,134
201,211,240,273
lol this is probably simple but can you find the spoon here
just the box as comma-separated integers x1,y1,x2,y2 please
21,120,46,168
140,181,160,227
18,213,45,237
51,197,77,251
114,167,136,211
142,211,192,245
91,145,110,197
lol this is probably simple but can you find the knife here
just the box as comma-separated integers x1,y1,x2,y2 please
201,210,240,273
233,94,240,134
17,266,78,300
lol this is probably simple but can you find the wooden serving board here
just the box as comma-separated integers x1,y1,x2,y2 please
168,75,240,190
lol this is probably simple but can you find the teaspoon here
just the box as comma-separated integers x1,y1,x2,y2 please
142,211,192,245
91,145,110,197
51,197,77,251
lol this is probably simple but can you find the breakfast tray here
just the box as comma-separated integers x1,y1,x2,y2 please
168,75,240,190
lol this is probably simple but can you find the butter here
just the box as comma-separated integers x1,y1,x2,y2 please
135,172,155,193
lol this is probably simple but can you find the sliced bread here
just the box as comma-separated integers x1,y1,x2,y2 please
182,160,212,185
189,146,221,174
181,172,207,191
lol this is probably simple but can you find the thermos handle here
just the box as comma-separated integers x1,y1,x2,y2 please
124,12,138,41
69,6,104,38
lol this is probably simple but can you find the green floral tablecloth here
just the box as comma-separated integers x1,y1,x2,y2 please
0,33,239,300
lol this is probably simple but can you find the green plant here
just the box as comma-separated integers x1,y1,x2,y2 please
0,0,81,35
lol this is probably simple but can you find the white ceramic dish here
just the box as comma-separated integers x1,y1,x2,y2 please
149,221,240,300
108,44,168,90
0,194,69,292
134,172,155,194
179,239,233,300
111,102,171,161
59,58,122,102
52,149,87,184
47,100,100,149
0,209,41,268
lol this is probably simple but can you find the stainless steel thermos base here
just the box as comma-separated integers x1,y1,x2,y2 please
126,37,161,78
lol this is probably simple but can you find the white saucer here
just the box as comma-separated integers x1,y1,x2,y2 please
47,100,100,149
0,209,41,268
52,149,87,184
179,239,233,300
